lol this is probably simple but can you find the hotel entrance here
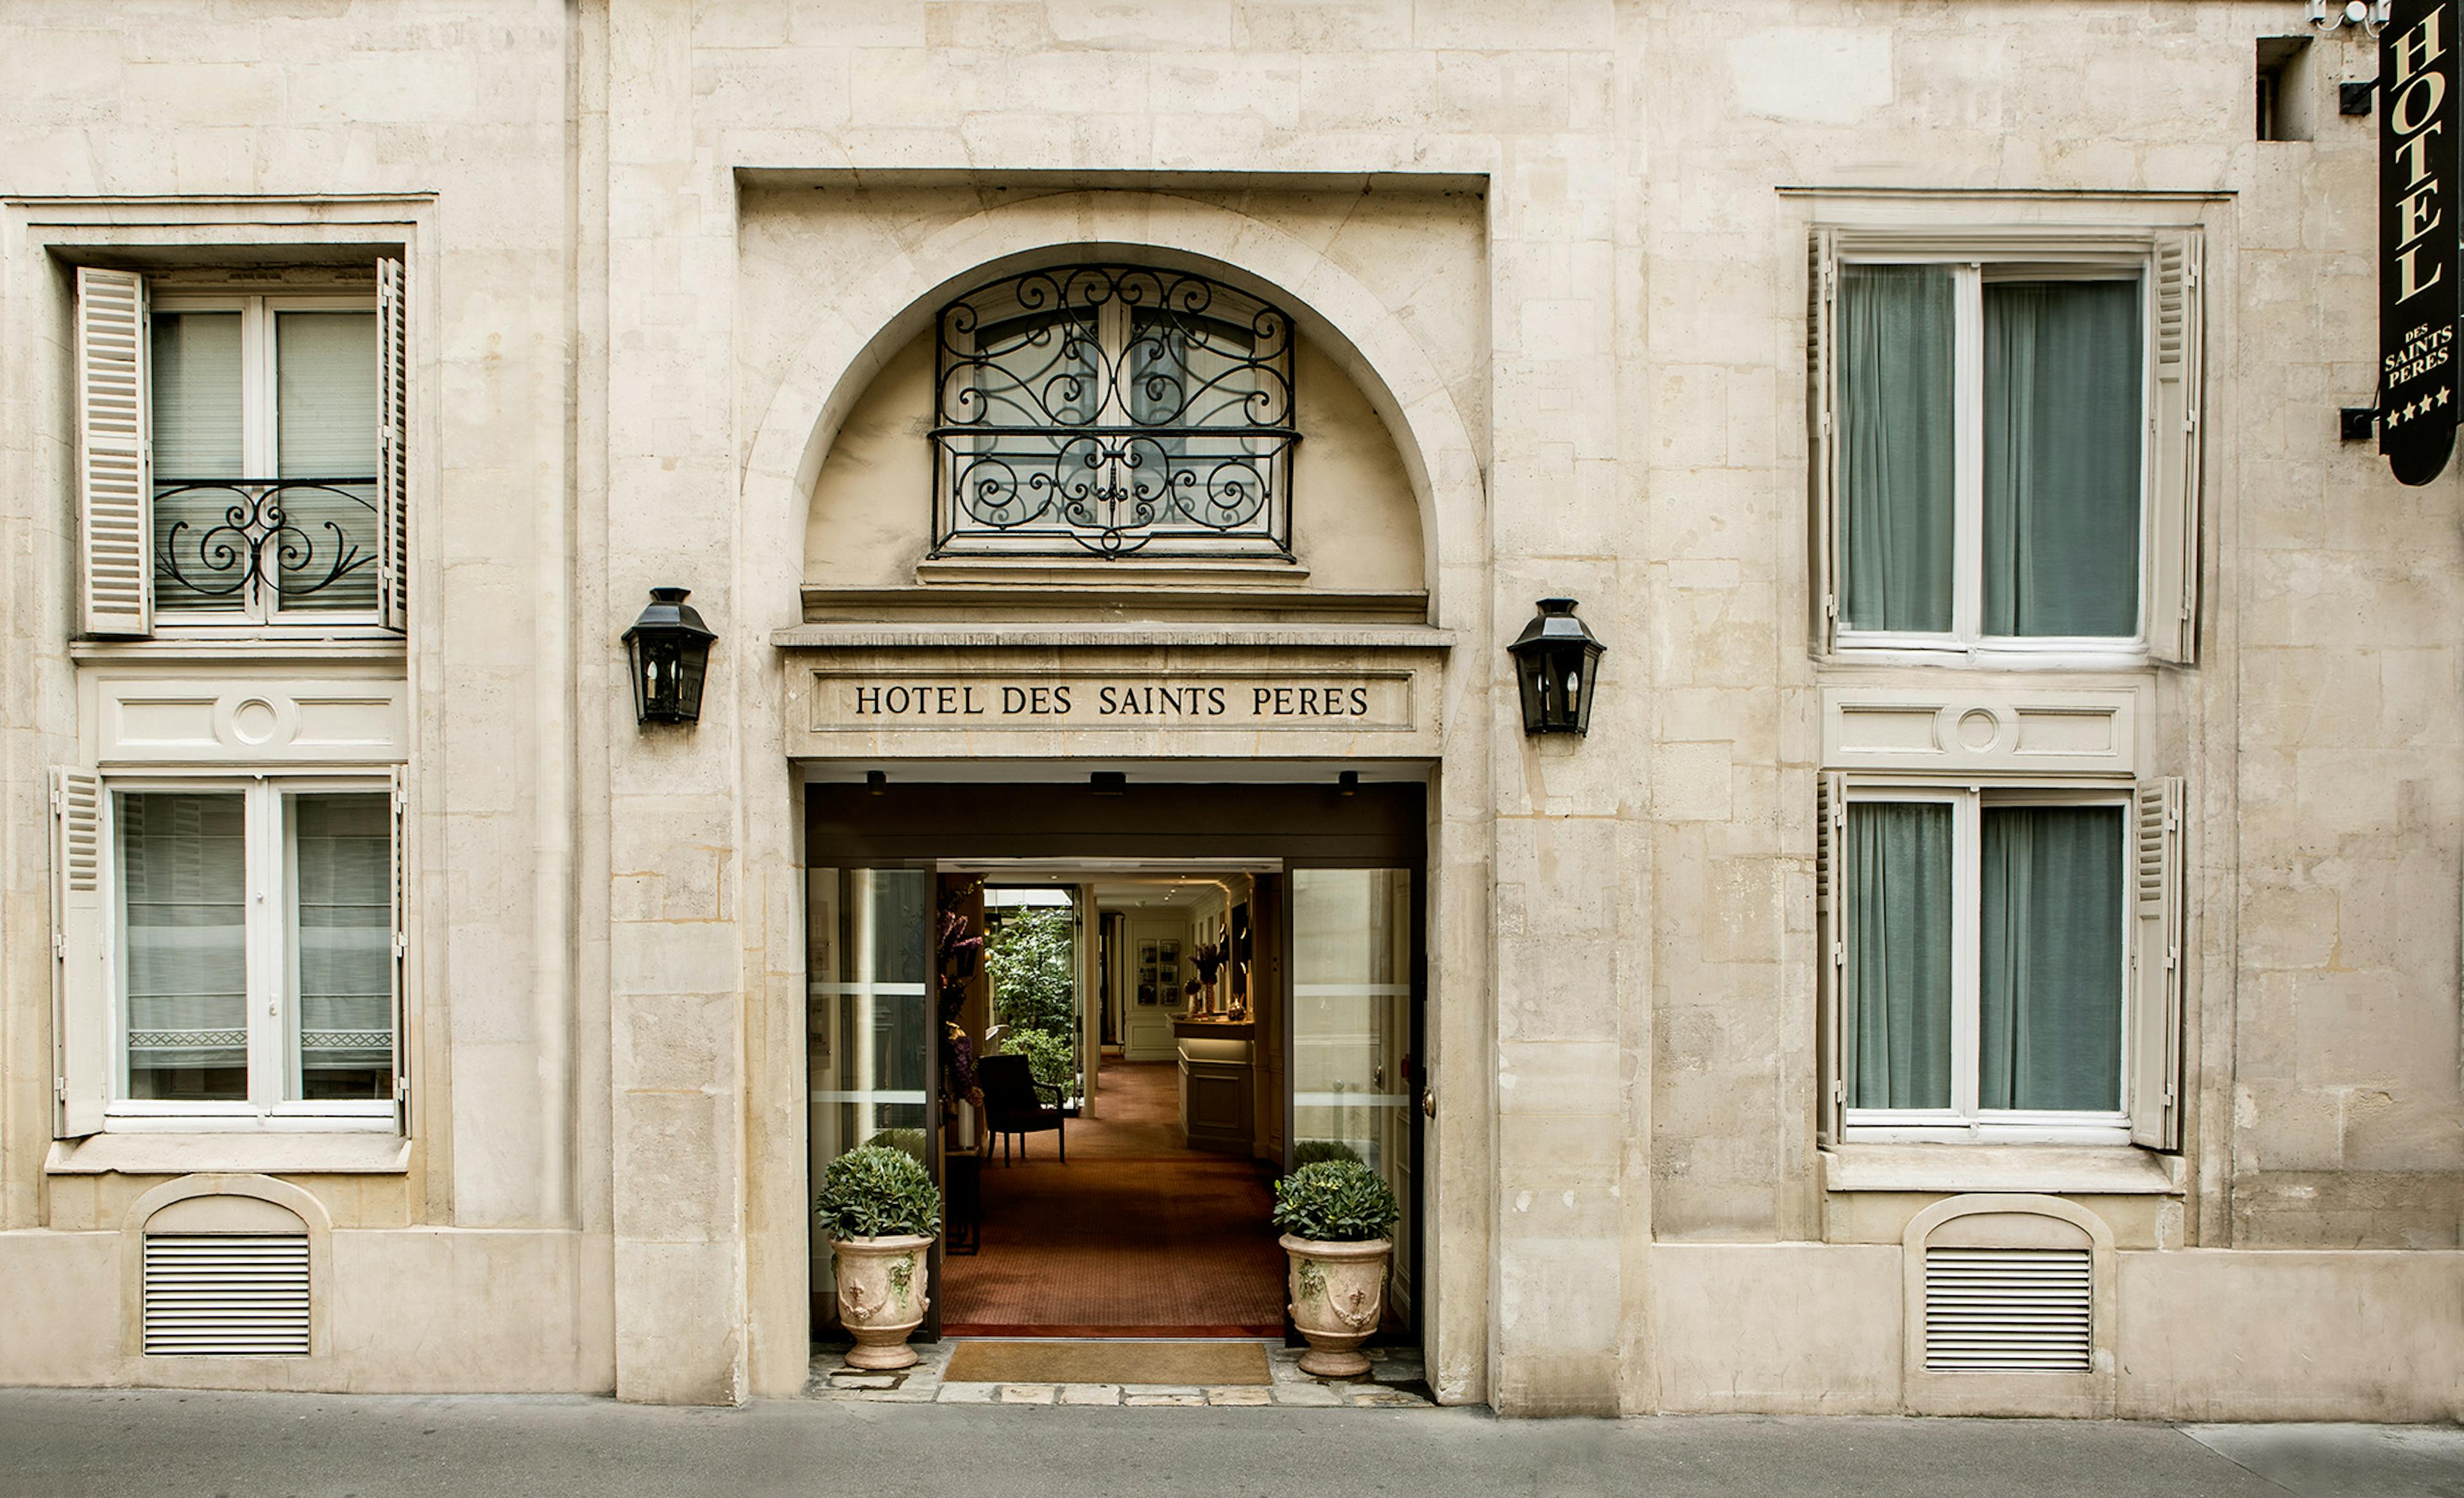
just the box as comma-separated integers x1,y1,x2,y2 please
803,778,1425,1352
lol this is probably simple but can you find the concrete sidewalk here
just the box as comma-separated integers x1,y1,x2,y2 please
0,1390,2456,1498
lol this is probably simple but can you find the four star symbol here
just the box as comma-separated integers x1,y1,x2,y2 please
2384,386,2451,429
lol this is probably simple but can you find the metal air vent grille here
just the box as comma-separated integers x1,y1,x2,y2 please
1922,1247,2091,1372
142,1234,309,1356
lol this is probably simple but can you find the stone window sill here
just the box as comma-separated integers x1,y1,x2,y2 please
1822,1143,2181,1195
70,637,407,665
46,1132,411,1176
913,556,1312,588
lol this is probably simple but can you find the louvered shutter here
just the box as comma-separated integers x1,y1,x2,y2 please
142,1234,311,1356
76,268,152,637
51,769,108,1137
377,257,408,633
389,765,410,1134
2130,778,2186,1150
1923,1247,2092,1372
1809,230,1841,654
1815,771,1847,1143
2148,233,2202,664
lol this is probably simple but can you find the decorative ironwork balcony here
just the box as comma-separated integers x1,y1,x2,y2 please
153,477,379,611
930,266,1298,560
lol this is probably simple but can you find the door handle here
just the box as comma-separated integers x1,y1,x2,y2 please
1420,1089,1435,1118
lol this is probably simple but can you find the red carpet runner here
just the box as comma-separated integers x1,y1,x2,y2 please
939,1062,1287,1336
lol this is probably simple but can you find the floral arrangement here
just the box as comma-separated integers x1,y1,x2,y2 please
1190,937,1229,983
936,882,985,1115
942,1022,977,1100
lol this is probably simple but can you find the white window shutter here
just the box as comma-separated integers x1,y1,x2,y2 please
1815,770,1846,1144
76,268,152,638
1808,230,1841,654
377,257,409,634
389,765,410,1135
51,769,108,1137
2148,233,2202,665
2130,778,2186,1150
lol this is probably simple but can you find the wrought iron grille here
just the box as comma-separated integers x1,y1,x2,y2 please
930,266,1297,559
153,477,380,614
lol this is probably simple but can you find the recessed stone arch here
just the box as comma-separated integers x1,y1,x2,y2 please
1899,1193,2118,1417
119,1173,332,1363
740,191,1486,628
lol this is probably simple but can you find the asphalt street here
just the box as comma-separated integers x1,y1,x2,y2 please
0,1390,2458,1498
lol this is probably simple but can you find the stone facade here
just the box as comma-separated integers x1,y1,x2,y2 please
0,0,2456,1420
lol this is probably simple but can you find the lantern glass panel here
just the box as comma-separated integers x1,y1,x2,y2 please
1507,597,1603,736
622,586,716,726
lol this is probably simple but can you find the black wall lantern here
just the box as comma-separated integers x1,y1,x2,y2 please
1508,597,1605,736
622,586,716,726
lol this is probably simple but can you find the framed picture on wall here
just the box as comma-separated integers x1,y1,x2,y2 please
1138,939,1159,1005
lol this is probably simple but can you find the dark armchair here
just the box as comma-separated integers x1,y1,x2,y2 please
978,1053,1065,1164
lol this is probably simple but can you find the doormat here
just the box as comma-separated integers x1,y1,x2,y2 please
941,1340,1274,1386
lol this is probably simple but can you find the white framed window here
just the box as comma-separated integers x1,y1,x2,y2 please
149,292,381,623
1810,230,2202,665
1815,774,2184,1149
75,260,408,639
51,768,406,1134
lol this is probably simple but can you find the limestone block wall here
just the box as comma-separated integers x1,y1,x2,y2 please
0,0,610,1392
1630,0,2461,1267
0,0,2456,1420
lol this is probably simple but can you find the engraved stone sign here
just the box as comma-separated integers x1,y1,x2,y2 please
804,670,1417,732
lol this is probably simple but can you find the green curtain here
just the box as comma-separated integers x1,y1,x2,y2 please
1982,280,2142,638
1840,266,1955,633
1980,806,2125,1112
1845,803,1953,1109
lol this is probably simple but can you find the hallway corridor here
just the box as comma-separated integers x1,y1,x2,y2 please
939,1062,1286,1336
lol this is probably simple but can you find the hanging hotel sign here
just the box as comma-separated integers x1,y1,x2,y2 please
2383,0,2461,484
804,668,1418,733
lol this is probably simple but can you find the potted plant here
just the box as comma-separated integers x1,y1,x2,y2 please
816,1144,943,1370
1271,1156,1399,1377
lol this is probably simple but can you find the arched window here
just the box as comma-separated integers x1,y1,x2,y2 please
930,266,1297,559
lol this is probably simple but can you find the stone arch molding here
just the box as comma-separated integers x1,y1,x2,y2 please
1898,1193,2119,1417
742,191,1484,623
119,1173,332,1361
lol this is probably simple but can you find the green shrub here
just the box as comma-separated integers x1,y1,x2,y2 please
1290,1139,1364,1170
816,1145,943,1241
1270,1159,1399,1243
1001,1026,1078,1097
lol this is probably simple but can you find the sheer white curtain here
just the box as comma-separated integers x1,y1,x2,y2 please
274,310,381,613
150,312,246,615
119,792,249,1100
292,793,393,1101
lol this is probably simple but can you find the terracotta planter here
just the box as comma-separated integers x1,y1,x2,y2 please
1279,1234,1390,1377
830,1233,933,1370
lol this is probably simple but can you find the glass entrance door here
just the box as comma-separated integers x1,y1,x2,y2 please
808,865,937,1332
1288,867,1418,1322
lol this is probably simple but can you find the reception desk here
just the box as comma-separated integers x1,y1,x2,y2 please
1173,1017,1254,1153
